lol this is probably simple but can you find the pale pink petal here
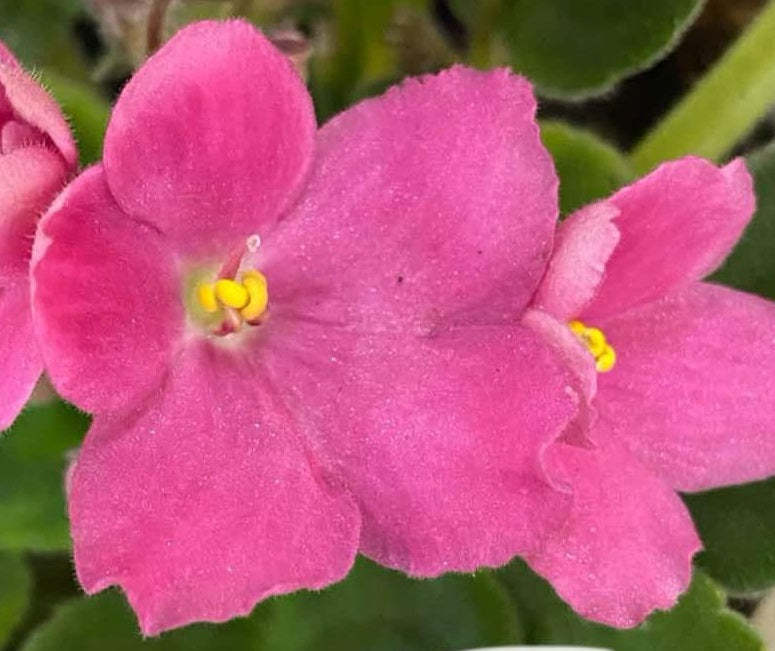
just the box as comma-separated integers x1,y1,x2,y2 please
31,166,182,414
0,146,68,280
584,157,754,320
258,318,578,575
262,66,558,329
0,283,42,430
2,120,48,153
103,20,315,255
70,341,360,635
0,57,77,167
526,430,701,628
596,282,775,492
0,41,20,68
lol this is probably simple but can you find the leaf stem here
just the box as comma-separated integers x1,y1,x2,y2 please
631,0,775,173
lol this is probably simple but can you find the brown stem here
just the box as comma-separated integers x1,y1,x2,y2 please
146,0,173,56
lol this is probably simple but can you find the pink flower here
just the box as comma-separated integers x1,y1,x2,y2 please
0,40,76,429
523,156,775,626
31,21,580,634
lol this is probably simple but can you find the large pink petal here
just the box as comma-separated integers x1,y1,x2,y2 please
70,341,360,635
0,56,76,167
103,20,315,255
0,283,42,430
532,201,620,321
32,166,182,414
526,430,701,628
262,66,558,329
258,318,578,575
596,282,775,492
583,157,754,320
0,146,68,280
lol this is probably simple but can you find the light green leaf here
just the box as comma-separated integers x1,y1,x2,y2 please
540,120,634,214
492,0,704,99
0,401,89,552
499,560,762,650
0,553,32,649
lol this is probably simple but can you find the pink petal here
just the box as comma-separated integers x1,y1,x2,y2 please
262,66,558,328
0,146,68,280
258,318,578,575
596,282,775,492
2,120,48,153
526,430,701,628
532,201,620,320
0,283,42,430
0,55,77,168
583,157,754,320
31,166,183,414
0,40,20,68
70,341,359,635
103,20,315,255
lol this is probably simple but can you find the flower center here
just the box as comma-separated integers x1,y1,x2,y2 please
568,320,616,373
193,269,268,335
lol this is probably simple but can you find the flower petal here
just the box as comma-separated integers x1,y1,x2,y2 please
32,166,182,414
0,40,20,68
0,55,77,167
0,283,42,430
103,20,315,255
262,66,558,329
532,201,620,320
526,431,701,628
259,319,578,575
583,157,754,320
70,341,360,635
596,282,775,492
0,146,68,280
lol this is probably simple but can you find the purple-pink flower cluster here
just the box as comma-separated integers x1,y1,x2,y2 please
3,18,775,636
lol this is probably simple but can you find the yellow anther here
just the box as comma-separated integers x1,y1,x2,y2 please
239,270,269,321
596,344,616,373
196,283,219,313
584,327,607,357
215,279,250,310
568,319,616,373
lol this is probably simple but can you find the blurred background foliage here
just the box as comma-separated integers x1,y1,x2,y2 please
3,0,775,648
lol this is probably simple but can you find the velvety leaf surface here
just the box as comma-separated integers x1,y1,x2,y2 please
0,553,31,649
494,0,704,99
685,478,775,594
20,559,519,650
540,120,634,214
713,142,775,299
0,400,89,551
498,560,762,650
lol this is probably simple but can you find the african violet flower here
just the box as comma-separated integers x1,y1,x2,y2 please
0,40,76,429
31,21,581,633
523,156,775,626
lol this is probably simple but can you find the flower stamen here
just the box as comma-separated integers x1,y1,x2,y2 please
568,320,616,373
196,269,269,325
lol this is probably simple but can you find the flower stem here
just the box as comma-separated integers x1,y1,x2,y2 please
631,0,775,173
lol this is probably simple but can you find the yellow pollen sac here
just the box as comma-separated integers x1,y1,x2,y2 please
195,269,270,326
240,271,269,322
568,319,616,373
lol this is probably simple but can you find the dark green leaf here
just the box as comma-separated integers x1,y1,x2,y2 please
685,478,775,594
499,560,762,650
0,401,89,552
540,120,634,214
0,553,32,649
713,142,775,299
494,0,704,99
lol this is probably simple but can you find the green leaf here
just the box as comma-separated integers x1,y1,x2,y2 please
540,120,634,215
0,401,89,552
684,478,775,594
499,560,762,650
712,142,775,299
0,0,87,79
263,559,520,650
41,71,111,166
493,0,704,99
20,559,519,650
0,553,32,649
